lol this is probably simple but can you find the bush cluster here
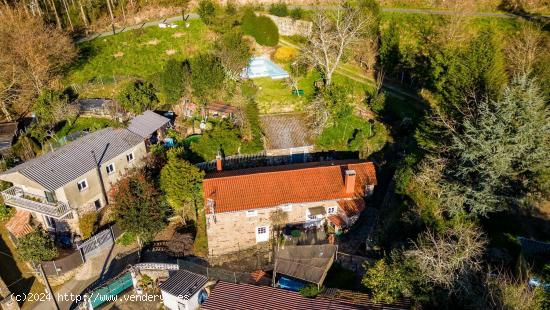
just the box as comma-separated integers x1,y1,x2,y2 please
273,46,298,63
268,3,288,17
242,10,279,47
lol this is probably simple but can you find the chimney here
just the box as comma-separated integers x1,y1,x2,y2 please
345,170,356,194
216,152,223,171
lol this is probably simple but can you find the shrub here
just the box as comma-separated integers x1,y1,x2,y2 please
290,7,304,20
117,80,159,114
273,46,298,63
299,284,322,298
190,53,225,102
198,0,217,25
242,10,279,47
159,59,191,105
79,212,98,239
17,230,58,263
116,231,136,246
0,205,14,222
269,2,288,17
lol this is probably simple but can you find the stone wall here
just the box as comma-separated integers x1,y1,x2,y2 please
263,14,312,37
206,200,339,256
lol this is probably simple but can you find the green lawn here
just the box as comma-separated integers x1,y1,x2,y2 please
66,19,213,98
254,77,305,114
55,116,115,139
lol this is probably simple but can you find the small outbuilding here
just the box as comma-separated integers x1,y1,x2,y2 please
159,270,209,310
273,244,337,289
0,122,18,153
127,110,171,143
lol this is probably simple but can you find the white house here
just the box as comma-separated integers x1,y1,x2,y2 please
159,270,208,310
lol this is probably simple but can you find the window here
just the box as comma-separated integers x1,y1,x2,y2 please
94,199,102,210
327,206,336,214
126,152,134,162
246,210,257,217
77,179,88,191
105,163,115,174
281,204,292,212
256,226,269,242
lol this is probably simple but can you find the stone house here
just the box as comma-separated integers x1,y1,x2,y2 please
0,111,170,238
203,160,377,256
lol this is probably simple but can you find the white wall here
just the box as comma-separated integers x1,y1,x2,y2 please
161,289,203,310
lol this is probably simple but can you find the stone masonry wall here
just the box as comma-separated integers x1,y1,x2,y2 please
263,14,313,37
206,200,339,256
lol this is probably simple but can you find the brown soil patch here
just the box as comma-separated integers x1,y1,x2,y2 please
146,38,160,45
113,51,124,58
165,49,176,55
172,32,185,38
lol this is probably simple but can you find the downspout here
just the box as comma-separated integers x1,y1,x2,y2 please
91,150,109,206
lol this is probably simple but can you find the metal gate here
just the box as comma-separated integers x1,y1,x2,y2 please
78,228,114,260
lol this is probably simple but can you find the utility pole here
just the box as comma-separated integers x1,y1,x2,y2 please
38,264,60,310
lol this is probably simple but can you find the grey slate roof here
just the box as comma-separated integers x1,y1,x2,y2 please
159,270,207,299
127,110,170,139
2,128,143,191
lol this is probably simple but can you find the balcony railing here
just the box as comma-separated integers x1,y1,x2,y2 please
1,187,72,219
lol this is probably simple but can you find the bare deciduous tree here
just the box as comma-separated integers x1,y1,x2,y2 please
353,36,378,73
505,23,545,75
483,269,544,310
406,223,487,292
437,0,475,45
301,2,375,86
0,5,75,119
306,94,330,135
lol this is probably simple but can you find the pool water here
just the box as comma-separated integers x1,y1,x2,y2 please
243,56,289,80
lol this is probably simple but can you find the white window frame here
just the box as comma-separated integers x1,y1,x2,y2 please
281,204,292,212
327,206,337,214
246,210,257,217
105,163,115,174
256,226,269,243
77,179,88,192
126,152,135,162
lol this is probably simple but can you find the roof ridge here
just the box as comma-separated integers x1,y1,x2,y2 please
205,161,369,181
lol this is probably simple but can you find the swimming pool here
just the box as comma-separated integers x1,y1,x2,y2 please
242,56,290,80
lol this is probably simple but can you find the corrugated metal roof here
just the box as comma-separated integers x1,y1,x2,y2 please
159,270,207,299
274,245,337,285
2,128,143,191
201,281,365,310
127,110,170,139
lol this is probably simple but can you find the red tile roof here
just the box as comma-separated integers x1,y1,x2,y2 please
5,211,33,238
337,199,366,217
328,215,346,227
203,161,376,214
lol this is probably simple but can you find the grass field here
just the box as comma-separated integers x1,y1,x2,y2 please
66,19,213,98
